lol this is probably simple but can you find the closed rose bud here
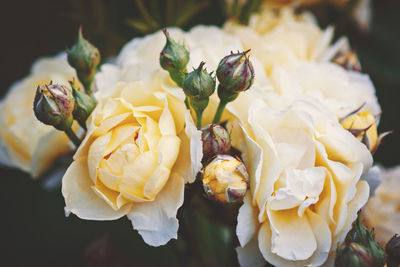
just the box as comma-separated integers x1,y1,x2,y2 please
367,230,386,267
159,29,189,74
202,155,249,203
201,124,231,161
333,50,362,72
183,62,216,99
183,62,216,128
216,50,254,94
67,27,100,93
386,234,400,266
33,83,75,131
346,215,370,245
69,80,96,130
335,243,374,267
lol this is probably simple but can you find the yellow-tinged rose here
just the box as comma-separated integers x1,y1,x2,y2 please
62,71,203,246
226,94,372,266
0,53,76,178
342,110,378,153
362,166,400,245
224,8,344,74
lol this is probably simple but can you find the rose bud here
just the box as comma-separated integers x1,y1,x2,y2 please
346,215,370,245
34,83,81,147
69,80,96,130
386,234,400,267
33,83,75,131
341,109,390,154
216,49,254,94
333,49,362,72
160,29,189,86
67,27,100,94
183,62,216,128
367,230,386,267
335,243,374,267
213,50,254,123
201,124,231,161
202,155,249,203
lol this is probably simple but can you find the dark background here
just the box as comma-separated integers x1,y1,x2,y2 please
0,1,399,266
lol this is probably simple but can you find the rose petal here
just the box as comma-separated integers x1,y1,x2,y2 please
127,173,184,246
236,238,266,267
62,157,131,220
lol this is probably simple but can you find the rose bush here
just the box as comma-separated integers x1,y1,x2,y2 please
0,53,76,177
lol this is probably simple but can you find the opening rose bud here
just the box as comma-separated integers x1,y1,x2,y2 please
69,80,96,130
33,83,75,131
341,109,390,154
333,49,362,72
386,234,400,266
216,49,254,94
160,29,189,86
183,62,216,128
202,155,249,203
201,124,231,161
67,27,101,94
335,243,374,267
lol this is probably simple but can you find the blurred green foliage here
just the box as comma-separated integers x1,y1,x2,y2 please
0,0,399,266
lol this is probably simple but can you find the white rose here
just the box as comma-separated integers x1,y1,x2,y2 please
268,61,381,118
224,8,349,73
0,53,76,177
227,93,372,266
362,166,400,244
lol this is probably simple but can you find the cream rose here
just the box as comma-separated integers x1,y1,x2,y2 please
224,8,349,74
268,61,381,119
362,166,400,245
0,53,76,177
62,71,202,246
227,94,372,266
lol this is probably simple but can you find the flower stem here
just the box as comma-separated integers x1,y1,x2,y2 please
64,127,81,148
213,100,227,124
195,109,203,129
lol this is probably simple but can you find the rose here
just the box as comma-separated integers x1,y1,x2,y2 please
362,166,400,245
224,8,349,74
223,7,380,122
268,61,381,119
62,71,202,246
0,53,76,178
227,94,372,266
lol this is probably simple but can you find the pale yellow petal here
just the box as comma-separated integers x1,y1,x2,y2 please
62,157,131,220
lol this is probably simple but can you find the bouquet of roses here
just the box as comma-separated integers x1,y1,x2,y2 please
1,1,398,266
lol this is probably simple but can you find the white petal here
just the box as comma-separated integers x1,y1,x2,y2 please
62,157,131,220
267,206,317,261
306,210,332,266
236,193,259,247
127,173,184,246
236,237,266,267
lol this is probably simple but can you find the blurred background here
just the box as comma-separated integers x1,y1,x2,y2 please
0,0,399,266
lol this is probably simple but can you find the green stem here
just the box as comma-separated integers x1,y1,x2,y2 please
213,100,227,124
195,109,203,129
64,127,81,148
78,120,87,131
